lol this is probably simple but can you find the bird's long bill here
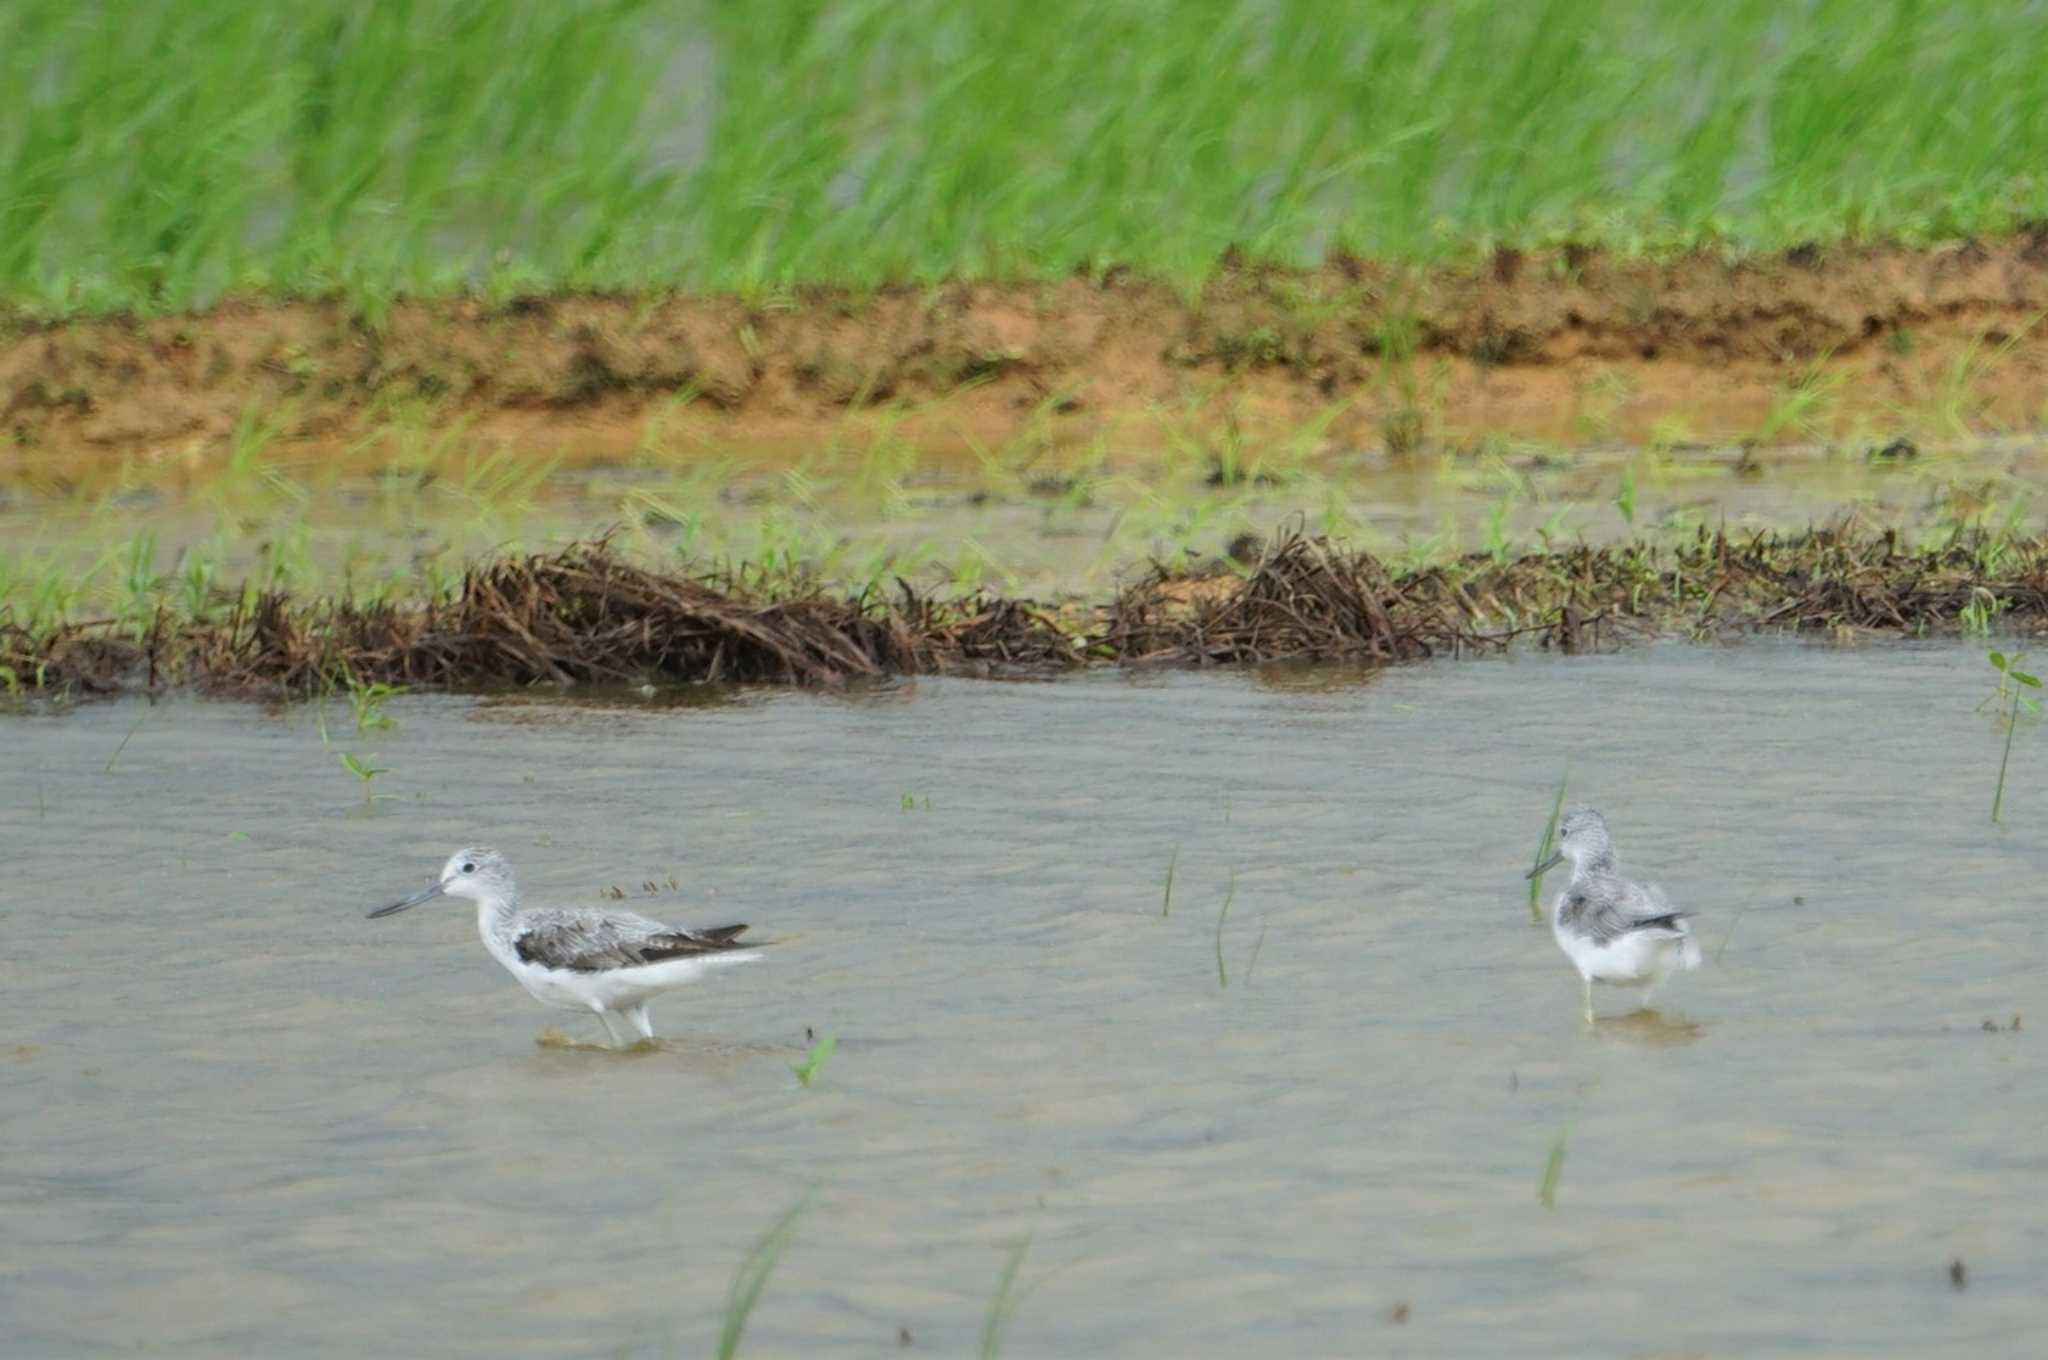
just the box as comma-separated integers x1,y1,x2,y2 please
1525,851,1565,881
368,880,446,919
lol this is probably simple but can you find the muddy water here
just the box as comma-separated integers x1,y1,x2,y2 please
1,641,2042,1356
2,435,2040,602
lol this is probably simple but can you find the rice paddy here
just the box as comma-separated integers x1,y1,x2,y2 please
9,1,2048,313
8,3,2048,1354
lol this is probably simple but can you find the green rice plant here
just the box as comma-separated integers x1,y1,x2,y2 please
442,446,561,518
1928,317,2042,439
1527,774,1570,923
1985,650,2041,823
790,1032,836,1088
115,530,164,637
1482,489,1515,564
1613,462,1638,526
1752,357,1846,445
979,1235,1036,1360
179,548,221,622
717,1193,813,1360
1160,846,1178,917
13,2,2048,311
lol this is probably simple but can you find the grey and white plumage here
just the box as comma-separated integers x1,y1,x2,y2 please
370,848,763,1047
1526,806,1701,1022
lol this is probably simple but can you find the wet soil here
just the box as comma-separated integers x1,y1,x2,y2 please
10,239,2048,477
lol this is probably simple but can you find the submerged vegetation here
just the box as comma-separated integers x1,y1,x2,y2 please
1983,650,2041,823
1527,777,1570,924
10,525,2048,699
8,1,2048,314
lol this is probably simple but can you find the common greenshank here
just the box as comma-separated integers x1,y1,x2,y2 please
370,848,764,1046
1526,807,1700,1023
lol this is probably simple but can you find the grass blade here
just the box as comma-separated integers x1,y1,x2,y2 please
791,1032,836,1088
103,706,149,773
1214,869,1237,989
1536,1128,1569,1208
979,1235,1035,1360
1160,846,1178,917
717,1192,814,1360
1993,691,2018,823
1527,773,1569,922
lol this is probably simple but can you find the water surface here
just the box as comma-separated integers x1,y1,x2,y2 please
1,641,2041,1356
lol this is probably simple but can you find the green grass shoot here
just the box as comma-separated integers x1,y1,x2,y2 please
1160,846,1178,917
791,1032,836,1088
717,1193,814,1360
1987,650,2041,823
1214,869,1238,989
1614,463,1638,526
102,707,149,773
1537,1127,1569,1208
1527,774,1570,923
979,1235,1035,1360
340,751,388,803
345,674,401,733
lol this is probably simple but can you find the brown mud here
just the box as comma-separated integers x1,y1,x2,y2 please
11,527,2048,697
9,238,2048,479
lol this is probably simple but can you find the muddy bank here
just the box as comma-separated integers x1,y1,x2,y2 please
9,239,2048,477
9,527,2048,697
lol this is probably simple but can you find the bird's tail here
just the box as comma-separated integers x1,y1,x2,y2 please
1676,921,1703,971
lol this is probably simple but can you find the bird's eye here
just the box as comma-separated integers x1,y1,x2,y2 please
461,861,476,874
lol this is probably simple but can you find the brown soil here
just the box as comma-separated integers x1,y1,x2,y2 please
8,237,2048,479
11,527,2047,697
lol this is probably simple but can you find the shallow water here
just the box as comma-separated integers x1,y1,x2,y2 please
1,434,2037,601
1,640,2042,1357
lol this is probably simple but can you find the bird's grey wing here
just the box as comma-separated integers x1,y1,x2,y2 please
513,908,754,972
1568,877,1689,944
1621,878,1690,932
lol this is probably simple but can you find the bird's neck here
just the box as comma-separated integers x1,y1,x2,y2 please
473,891,519,950
1572,849,1617,877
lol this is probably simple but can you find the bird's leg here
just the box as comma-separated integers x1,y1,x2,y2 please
1582,978,1595,1025
593,1008,629,1048
625,1004,655,1041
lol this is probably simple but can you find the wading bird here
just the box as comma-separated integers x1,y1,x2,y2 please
370,848,763,1046
1526,807,1700,1023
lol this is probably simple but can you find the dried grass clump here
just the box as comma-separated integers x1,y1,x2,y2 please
9,526,2048,699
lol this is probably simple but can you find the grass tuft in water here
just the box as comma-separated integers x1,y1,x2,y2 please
1160,846,1178,918
717,1192,814,1360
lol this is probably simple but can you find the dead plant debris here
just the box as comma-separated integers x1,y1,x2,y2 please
7,525,2048,698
